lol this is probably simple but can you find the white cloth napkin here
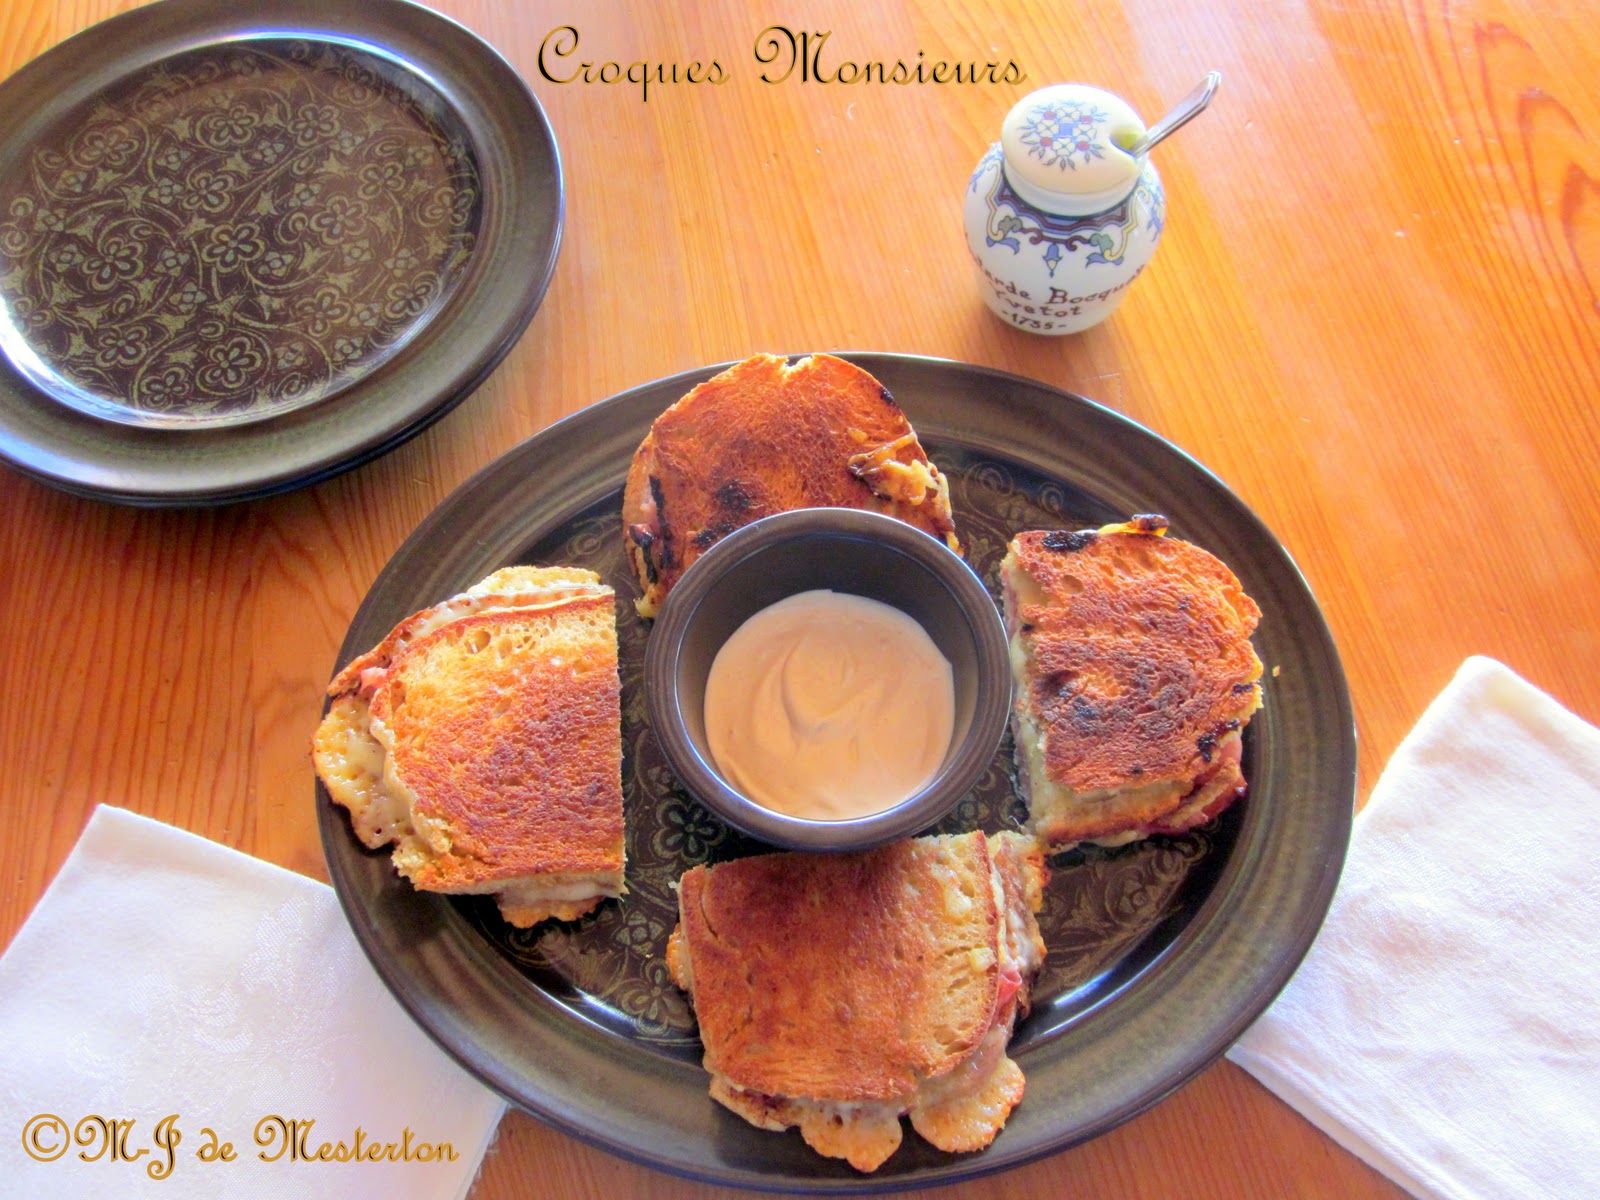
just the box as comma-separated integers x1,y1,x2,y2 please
1228,656,1600,1199
0,805,505,1199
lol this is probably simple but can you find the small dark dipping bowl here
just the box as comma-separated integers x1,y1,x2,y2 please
644,507,1012,852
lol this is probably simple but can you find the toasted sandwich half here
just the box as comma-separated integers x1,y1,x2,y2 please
666,831,1046,1172
622,352,959,617
1001,517,1263,851
313,566,625,926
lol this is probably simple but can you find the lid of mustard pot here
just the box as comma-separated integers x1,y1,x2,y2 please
1000,83,1146,215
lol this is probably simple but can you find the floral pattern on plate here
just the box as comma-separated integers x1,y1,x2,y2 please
0,40,480,428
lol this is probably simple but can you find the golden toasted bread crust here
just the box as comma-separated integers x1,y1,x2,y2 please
622,353,959,615
1006,522,1262,798
671,832,1001,1104
369,592,624,885
328,566,606,699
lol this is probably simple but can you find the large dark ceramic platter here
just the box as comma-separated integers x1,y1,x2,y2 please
0,0,561,504
317,354,1355,1192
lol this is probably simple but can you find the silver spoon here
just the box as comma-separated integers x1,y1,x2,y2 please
1124,71,1222,157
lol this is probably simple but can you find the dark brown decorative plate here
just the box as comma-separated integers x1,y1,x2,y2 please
0,0,560,503
317,354,1356,1192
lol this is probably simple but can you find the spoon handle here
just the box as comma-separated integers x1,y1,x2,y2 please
1127,71,1222,158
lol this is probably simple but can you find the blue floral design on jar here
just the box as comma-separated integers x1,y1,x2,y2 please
1017,99,1109,170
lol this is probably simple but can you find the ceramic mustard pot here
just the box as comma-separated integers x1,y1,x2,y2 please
964,83,1165,335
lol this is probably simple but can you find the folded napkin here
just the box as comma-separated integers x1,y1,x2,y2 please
1228,657,1600,1199
0,805,505,1199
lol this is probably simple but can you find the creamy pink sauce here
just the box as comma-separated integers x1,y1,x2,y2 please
703,590,955,820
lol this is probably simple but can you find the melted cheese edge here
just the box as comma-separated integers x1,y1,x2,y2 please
313,694,411,848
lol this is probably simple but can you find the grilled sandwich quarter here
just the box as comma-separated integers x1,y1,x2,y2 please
667,831,1046,1172
622,352,959,618
1001,517,1264,850
313,566,625,926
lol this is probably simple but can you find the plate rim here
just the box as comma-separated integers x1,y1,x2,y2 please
317,351,1357,1192
0,0,563,505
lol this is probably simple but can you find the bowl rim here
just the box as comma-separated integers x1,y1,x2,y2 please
643,506,1013,851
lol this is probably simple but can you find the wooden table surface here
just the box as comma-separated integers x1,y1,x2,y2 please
3,0,1596,1196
